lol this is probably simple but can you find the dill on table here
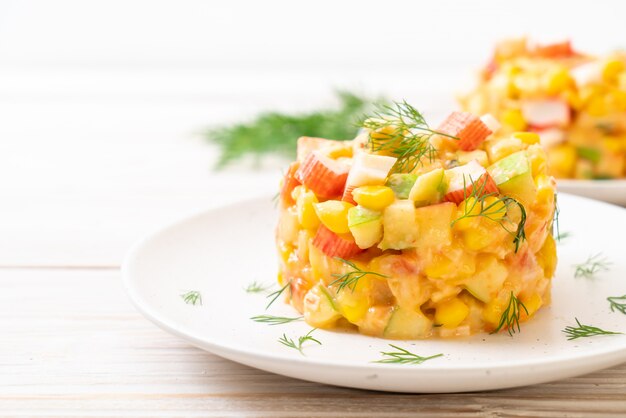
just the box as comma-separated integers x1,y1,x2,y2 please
278,329,321,355
250,315,303,325
607,295,626,315
205,91,377,168
490,291,528,336
373,344,443,365
361,100,457,173
180,290,202,306
244,280,273,294
330,258,388,293
562,318,622,340
573,253,611,279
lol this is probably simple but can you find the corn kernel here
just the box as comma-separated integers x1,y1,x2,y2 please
602,59,625,84
435,298,469,328
603,137,624,153
296,189,320,230
313,200,353,234
454,197,481,231
352,185,395,211
462,222,496,251
512,132,540,145
545,67,572,95
483,299,504,326
501,109,527,131
485,136,525,162
482,196,506,221
586,95,607,117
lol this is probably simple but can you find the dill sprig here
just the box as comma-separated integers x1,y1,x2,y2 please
573,253,611,278
607,295,626,315
553,193,562,241
491,291,528,336
278,329,321,355
361,100,457,173
562,318,622,340
244,280,273,293
265,281,291,310
373,344,443,365
330,258,388,293
451,176,527,253
251,314,303,325
180,290,202,306
206,91,377,168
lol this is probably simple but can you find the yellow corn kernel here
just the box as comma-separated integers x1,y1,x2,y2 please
352,185,395,211
501,109,527,131
482,299,504,327
586,95,607,117
512,131,540,145
482,196,506,221
454,197,481,231
520,293,543,320
313,200,353,234
296,189,320,230
435,298,469,328
547,144,577,178
326,143,353,159
535,174,555,207
609,89,626,112
545,67,572,95
462,222,496,251
564,89,583,110
603,59,625,84
603,137,624,153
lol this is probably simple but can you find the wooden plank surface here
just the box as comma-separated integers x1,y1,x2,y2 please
1,269,625,417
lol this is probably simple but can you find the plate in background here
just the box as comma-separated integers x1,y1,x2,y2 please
558,179,626,206
122,193,626,393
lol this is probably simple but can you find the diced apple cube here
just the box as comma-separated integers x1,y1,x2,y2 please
414,202,456,251
378,200,418,250
386,173,417,199
347,206,383,249
487,150,537,206
408,168,448,207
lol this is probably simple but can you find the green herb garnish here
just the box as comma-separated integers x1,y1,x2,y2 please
278,329,321,355
490,291,528,336
244,280,273,293
206,91,376,168
180,290,202,306
562,318,622,340
251,315,303,325
553,193,561,242
374,344,443,365
361,100,457,173
607,295,626,315
330,258,387,293
265,281,291,309
573,253,611,278
451,176,527,253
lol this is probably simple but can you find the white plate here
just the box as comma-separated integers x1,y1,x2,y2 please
558,179,626,206
122,193,626,393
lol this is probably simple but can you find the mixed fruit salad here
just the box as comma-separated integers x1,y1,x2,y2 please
460,38,626,179
276,103,557,338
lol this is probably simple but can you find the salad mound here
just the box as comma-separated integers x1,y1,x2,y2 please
460,38,626,180
275,103,557,339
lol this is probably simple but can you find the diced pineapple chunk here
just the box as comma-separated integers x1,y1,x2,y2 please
314,200,354,234
435,298,469,328
352,185,395,211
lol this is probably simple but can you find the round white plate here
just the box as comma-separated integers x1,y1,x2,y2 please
122,193,626,393
558,179,626,206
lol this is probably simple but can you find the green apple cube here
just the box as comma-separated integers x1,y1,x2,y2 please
347,206,383,249
386,173,418,199
487,151,536,206
378,200,418,250
408,168,448,207
384,307,433,339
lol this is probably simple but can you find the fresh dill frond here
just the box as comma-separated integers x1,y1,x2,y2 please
562,318,622,340
180,290,202,306
573,253,611,278
607,295,626,315
557,231,571,243
278,329,321,355
451,176,527,253
206,91,378,168
361,100,457,173
553,193,561,241
490,291,528,336
251,315,303,325
373,344,443,365
265,281,291,310
244,280,273,294
330,258,388,293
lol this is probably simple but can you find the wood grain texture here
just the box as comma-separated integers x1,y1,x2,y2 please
1,270,625,417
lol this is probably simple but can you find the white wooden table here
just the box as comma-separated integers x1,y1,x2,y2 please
1,1,625,416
